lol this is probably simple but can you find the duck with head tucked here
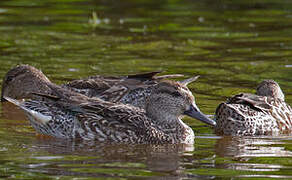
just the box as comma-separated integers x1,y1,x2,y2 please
1,65,53,102
1,65,183,109
215,80,292,136
4,78,216,144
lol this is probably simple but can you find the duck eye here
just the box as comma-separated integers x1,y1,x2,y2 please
172,91,182,97
6,75,13,82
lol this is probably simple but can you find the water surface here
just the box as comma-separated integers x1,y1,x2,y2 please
0,0,292,179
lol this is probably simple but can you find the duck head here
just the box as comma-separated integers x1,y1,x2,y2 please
146,78,216,126
256,80,285,101
1,65,51,102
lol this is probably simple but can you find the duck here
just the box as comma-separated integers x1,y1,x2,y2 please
1,65,183,109
1,65,53,102
215,80,292,136
62,70,184,109
4,79,216,144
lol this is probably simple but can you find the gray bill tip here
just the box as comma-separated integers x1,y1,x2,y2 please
184,104,216,126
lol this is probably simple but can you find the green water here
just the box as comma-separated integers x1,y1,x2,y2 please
0,0,292,179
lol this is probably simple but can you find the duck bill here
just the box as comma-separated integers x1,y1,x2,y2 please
184,103,216,126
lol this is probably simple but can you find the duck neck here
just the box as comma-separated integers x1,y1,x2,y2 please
146,106,187,133
146,105,194,144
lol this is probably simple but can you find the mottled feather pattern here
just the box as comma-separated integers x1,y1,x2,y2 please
62,77,112,98
74,102,178,143
215,92,292,136
13,89,192,144
2,65,215,143
62,72,167,108
22,100,77,138
1,65,182,111
269,98,292,132
120,87,152,109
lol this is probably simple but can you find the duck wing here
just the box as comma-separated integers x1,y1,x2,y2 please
4,87,149,142
127,71,183,81
31,84,150,139
64,71,163,92
74,100,176,143
226,93,272,112
63,72,183,104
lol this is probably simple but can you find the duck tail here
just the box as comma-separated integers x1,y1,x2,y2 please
3,96,52,124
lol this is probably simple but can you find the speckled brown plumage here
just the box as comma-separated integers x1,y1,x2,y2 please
4,80,216,144
1,65,182,109
215,80,292,136
1,65,53,101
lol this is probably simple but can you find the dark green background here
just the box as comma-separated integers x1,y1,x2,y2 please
0,0,292,179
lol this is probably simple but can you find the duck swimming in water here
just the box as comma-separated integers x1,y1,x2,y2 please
1,65,53,102
1,65,182,109
215,80,292,136
4,79,216,144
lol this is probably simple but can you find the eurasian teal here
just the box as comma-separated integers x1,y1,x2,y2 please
215,80,292,136
1,65,53,102
4,80,216,144
62,71,184,109
1,65,182,109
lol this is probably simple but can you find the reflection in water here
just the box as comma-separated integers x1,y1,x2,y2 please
215,136,292,175
27,138,199,179
1,102,28,121
216,136,292,158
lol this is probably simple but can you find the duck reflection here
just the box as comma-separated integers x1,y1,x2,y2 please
215,136,292,172
216,136,292,158
27,138,205,179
